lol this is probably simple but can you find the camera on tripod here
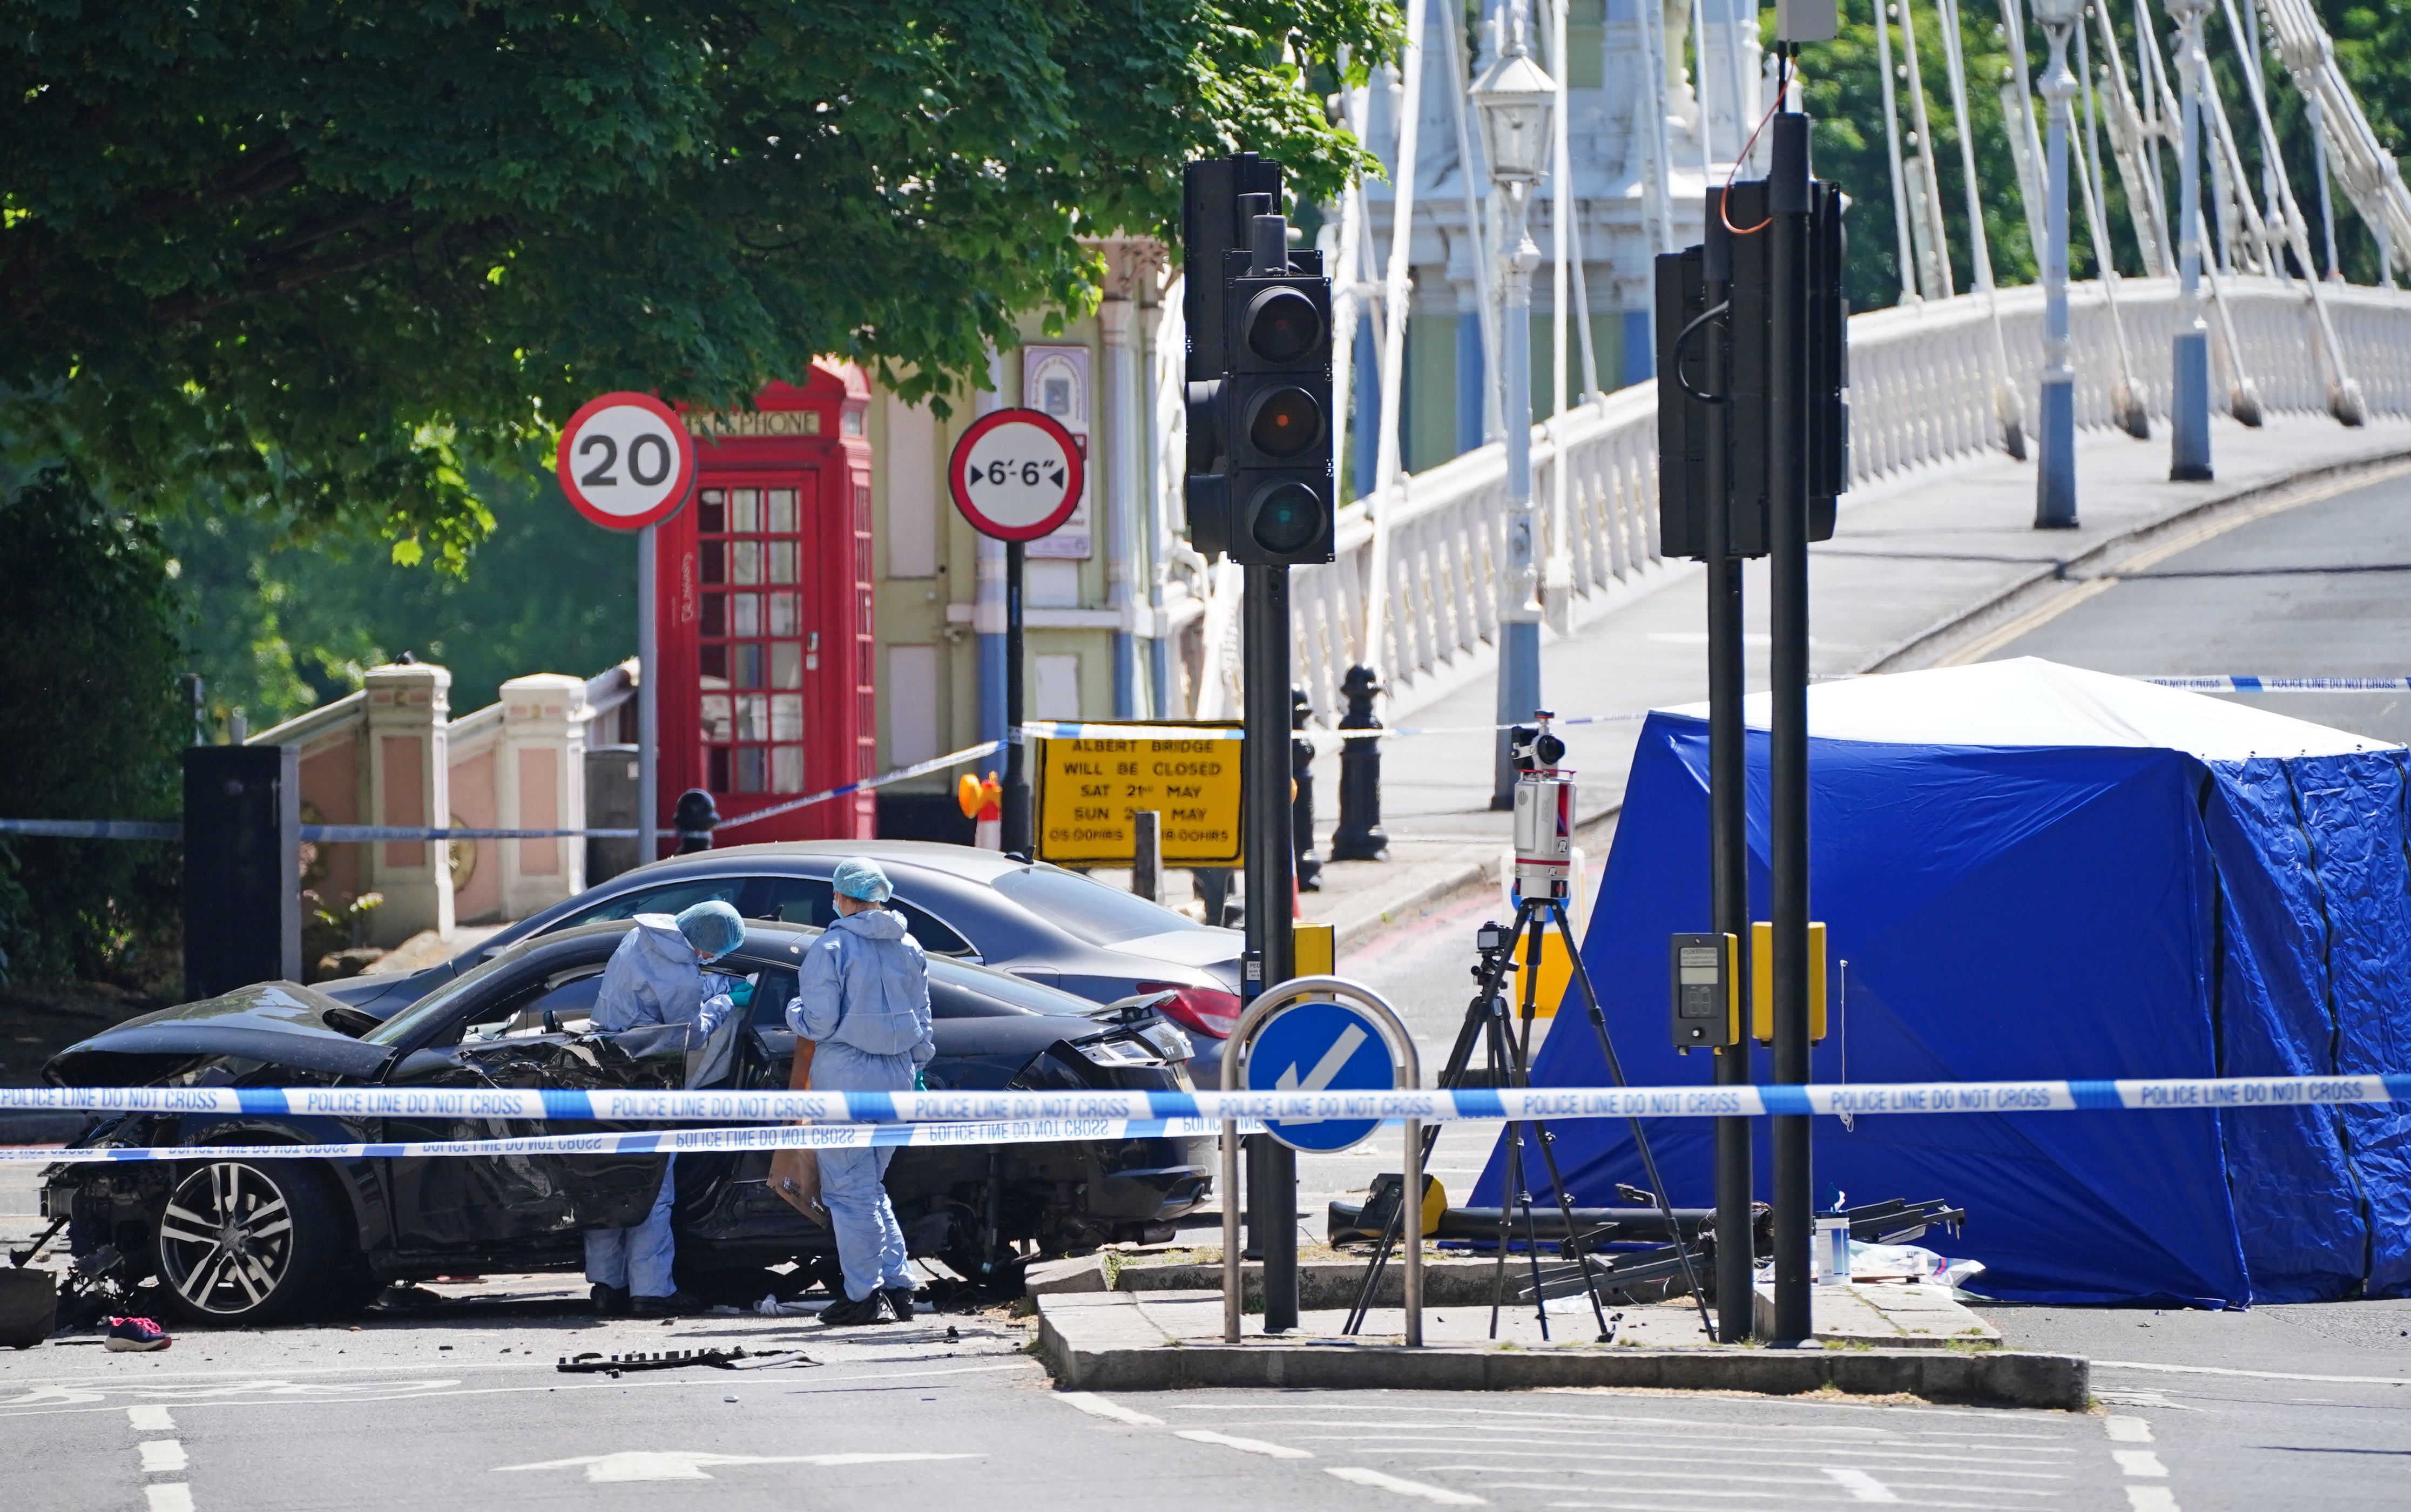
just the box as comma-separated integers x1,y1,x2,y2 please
1509,712,1575,902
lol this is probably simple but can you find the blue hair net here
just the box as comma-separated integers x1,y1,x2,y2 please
830,856,893,904
674,899,746,960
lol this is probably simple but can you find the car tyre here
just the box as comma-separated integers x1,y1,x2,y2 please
150,1159,351,1327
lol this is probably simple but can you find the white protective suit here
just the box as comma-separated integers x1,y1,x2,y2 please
583,915,739,1298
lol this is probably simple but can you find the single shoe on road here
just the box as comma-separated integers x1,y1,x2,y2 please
104,1316,171,1352
818,1293,889,1327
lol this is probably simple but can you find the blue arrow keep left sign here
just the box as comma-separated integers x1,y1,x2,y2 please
1244,1000,1397,1153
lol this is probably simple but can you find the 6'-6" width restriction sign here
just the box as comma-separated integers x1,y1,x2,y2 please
948,407,1083,542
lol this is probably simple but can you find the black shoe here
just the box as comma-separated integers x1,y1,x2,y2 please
818,1292,889,1327
590,1282,630,1318
630,1290,702,1318
881,1286,917,1320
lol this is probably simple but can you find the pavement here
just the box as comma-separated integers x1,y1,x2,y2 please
1032,1289,2083,1407
1284,412,2411,950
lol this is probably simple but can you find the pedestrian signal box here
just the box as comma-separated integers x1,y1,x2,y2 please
655,364,876,846
1670,932,1740,1050
1751,920,1829,1045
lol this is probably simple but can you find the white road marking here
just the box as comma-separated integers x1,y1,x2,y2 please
1056,1392,1164,1426
2126,1489,2181,1511
1175,1428,1313,1459
2096,1359,2409,1386
138,1440,188,1473
2104,1416,2154,1444
493,1450,978,1483
1299,1442,2064,1478
2094,1390,2190,1410
143,1487,194,1512
127,1406,175,1431
1822,1466,1901,1502
2111,1450,2169,1478
1324,1466,1487,1504
0,1359,1039,1419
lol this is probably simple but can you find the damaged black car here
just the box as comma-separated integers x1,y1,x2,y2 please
39,920,1210,1326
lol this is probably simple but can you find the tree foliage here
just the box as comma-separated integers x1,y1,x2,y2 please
3,0,1397,563
1783,0,2406,316
167,468,637,731
0,470,186,988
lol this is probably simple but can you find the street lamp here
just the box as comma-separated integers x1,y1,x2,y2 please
2165,0,2214,480
1471,2,1557,808
2032,0,2081,527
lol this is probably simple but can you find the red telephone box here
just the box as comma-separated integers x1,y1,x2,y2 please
657,362,875,845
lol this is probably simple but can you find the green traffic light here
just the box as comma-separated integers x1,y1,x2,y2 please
1250,482,1321,555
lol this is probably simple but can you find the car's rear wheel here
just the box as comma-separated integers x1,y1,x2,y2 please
151,1159,349,1327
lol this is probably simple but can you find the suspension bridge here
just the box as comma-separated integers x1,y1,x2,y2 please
1160,0,2411,730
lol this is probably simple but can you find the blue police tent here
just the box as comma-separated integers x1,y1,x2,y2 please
1485,659,2411,1306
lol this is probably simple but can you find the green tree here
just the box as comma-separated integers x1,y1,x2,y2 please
1785,0,2408,315
166,470,639,731
3,0,1397,563
0,471,186,989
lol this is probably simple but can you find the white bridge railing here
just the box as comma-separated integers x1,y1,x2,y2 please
1244,277,2411,725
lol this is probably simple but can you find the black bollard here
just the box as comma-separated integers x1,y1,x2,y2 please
1290,688,1322,892
673,788,720,854
1329,664,1389,862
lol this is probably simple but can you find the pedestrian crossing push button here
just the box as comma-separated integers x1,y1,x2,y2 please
1669,932,1740,1050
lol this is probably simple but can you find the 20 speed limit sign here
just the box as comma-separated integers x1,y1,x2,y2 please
947,407,1082,542
556,392,698,531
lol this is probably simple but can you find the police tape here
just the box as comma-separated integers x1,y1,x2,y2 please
0,1115,1251,1164
11,1073,2411,1128
0,739,1009,844
710,739,1004,832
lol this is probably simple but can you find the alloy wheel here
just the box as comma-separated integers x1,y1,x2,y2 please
158,1162,299,1317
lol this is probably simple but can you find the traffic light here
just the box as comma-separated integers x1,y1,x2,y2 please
1657,137,1848,561
1223,212,1334,565
1182,157,1280,560
1179,156,1335,567
1654,244,1713,561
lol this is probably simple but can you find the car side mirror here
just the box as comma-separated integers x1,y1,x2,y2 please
389,1047,462,1082
320,1005,384,1039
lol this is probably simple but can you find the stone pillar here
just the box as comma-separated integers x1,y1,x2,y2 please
498,673,590,920
361,661,454,946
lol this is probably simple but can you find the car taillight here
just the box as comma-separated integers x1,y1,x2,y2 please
1139,981,1241,1040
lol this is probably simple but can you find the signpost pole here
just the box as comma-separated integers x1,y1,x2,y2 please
1767,109,1816,1347
1241,562,1298,1332
553,392,695,866
637,522,659,864
1704,191,1754,1345
1003,539,1030,856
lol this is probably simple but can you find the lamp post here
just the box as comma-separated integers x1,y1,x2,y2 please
2166,0,2214,480
2032,0,2081,527
1471,2,1557,809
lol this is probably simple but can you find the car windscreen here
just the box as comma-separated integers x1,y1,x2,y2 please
360,944,549,1047
989,864,1205,947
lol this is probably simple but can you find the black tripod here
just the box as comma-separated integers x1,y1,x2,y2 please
1343,896,1714,1341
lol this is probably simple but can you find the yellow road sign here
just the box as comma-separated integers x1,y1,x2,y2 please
1033,723,1244,866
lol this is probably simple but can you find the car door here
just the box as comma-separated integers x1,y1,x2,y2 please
376,956,592,1253
375,942,690,1251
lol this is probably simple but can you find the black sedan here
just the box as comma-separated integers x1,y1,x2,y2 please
41,920,1210,1327
319,841,1245,1078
